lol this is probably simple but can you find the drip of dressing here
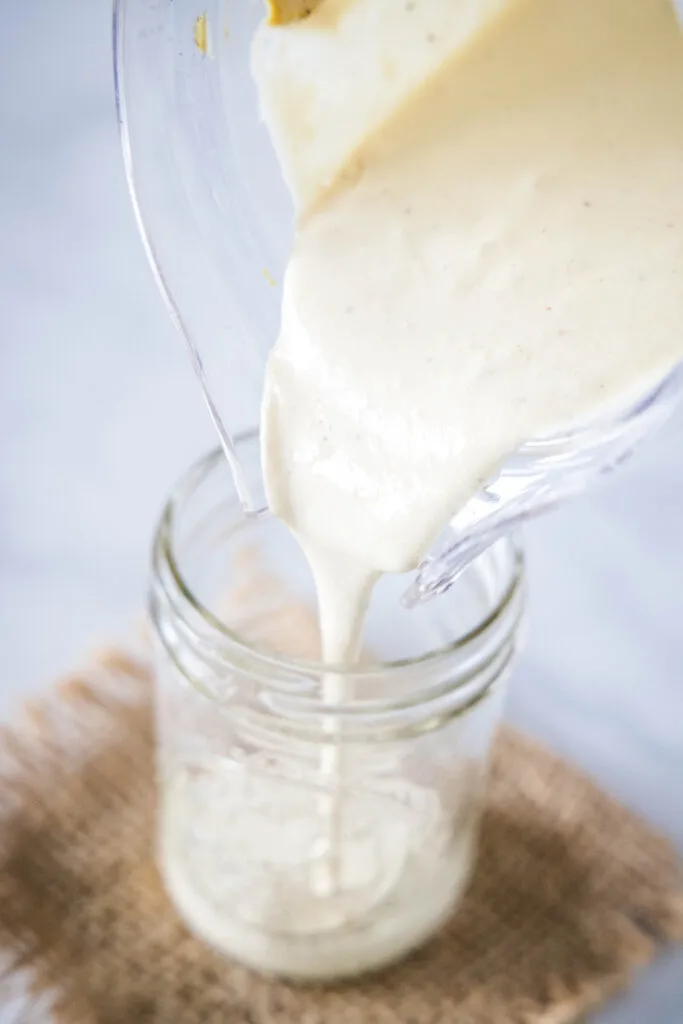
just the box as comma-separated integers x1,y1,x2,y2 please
259,0,683,668
257,0,683,895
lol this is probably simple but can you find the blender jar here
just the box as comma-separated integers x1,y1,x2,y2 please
114,0,683,597
150,432,525,979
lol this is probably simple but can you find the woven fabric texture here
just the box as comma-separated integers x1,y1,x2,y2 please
0,650,680,1024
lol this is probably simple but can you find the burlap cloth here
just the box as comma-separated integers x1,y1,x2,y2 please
0,648,680,1023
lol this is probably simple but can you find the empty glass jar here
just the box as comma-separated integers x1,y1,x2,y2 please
149,432,525,981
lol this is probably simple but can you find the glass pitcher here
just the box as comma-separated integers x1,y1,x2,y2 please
113,0,683,603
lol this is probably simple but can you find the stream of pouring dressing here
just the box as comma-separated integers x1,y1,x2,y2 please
255,0,683,893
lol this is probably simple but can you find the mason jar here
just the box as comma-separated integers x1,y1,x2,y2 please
149,432,525,981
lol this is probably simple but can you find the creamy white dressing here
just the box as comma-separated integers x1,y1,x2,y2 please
158,0,683,974
162,0,683,978
261,0,683,670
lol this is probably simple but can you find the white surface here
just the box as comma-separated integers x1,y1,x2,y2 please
0,1,681,1020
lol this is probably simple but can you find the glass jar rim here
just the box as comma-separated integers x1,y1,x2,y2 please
152,438,525,682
